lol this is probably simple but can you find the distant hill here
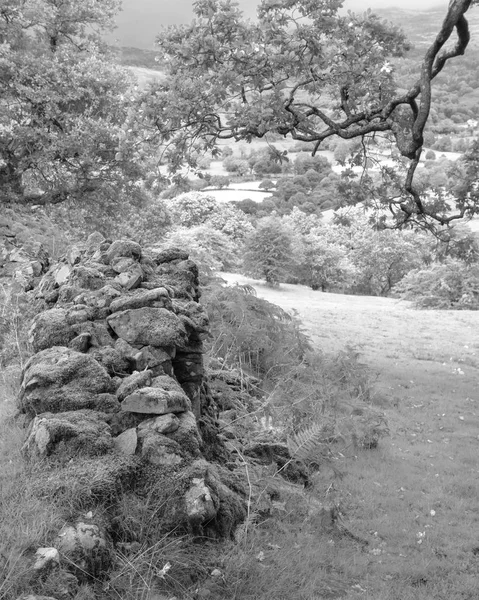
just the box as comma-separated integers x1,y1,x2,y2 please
110,2,468,53
109,0,258,49
112,2,479,127
374,5,479,52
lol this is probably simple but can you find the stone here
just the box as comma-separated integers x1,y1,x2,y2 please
145,459,246,538
110,256,137,273
114,338,143,368
108,411,143,436
22,410,113,459
139,431,183,466
185,477,217,533
67,245,82,266
115,264,144,290
85,231,105,252
18,347,113,417
55,264,71,285
68,333,91,353
96,393,121,413
106,307,188,348
56,521,113,581
29,309,75,352
137,413,180,435
72,321,115,347
65,304,96,325
70,265,105,290
109,287,171,313
121,383,191,415
104,239,142,263
79,284,122,310
173,300,209,334
151,247,189,264
136,346,173,376
173,351,203,383
116,370,152,401
113,428,138,455
33,548,60,572
57,284,83,304
87,346,130,376
167,411,201,457
154,261,199,300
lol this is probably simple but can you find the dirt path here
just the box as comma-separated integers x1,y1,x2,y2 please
221,273,479,596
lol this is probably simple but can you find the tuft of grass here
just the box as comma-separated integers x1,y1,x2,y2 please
0,281,36,374
0,386,66,600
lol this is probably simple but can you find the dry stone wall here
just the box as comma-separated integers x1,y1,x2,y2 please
15,233,247,587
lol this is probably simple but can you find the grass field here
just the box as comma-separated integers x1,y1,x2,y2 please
219,273,479,599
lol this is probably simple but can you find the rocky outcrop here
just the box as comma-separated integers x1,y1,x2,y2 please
15,235,246,588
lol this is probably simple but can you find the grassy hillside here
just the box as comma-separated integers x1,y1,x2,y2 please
217,272,479,599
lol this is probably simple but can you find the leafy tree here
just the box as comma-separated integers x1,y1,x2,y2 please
164,192,218,227
161,225,239,274
153,0,477,227
394,261,479,309
301,231,356,291
282,206,323,235
210,175,231,189
232,198,262,215
259,179,275,191
242,217,295,286
164,191,253,241
223,156,249,175
293,154,332,177
0,0,147,208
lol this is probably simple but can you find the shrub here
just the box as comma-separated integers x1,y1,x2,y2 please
242,217,295,286
393,260,479,309
204,282,310,378
259,179,275,191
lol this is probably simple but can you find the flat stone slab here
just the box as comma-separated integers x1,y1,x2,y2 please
122,382,191,415
110,287,170,313
113,428,138,455
106,307,187,347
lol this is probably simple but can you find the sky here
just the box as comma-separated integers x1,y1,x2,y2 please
113,0,448,49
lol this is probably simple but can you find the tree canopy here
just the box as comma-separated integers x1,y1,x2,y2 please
0,0,147,207
152,0,478,227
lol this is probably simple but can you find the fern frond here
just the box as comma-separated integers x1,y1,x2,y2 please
287,422,327,462
233,283,257,297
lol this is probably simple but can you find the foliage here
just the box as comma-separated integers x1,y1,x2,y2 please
242,217,296,286
300,230,357,292
152,0,478,226
280,208,431,295
0,0,154,209
159,225,240,274
209,175,230,189
163,192,219,227
259,179,275,191
393,260,479,310
164,191,253,241
346,225,430,296
204,281,311,379
0,282,34,371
